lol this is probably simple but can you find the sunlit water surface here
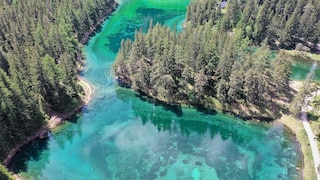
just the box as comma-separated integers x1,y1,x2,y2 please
10,0,303,179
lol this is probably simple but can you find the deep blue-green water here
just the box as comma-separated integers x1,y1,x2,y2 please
10,0,302,179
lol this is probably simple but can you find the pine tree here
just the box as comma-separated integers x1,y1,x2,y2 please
216,79,229,105
280,12,299,48
253,1,269,44
299,1,318,43
280,0,306,48
272,51,291,92
228,62,245,103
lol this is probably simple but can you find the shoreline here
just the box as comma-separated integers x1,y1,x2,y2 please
2,127,48,167
79,2,118,45
277,115,316,179
47,76,95,129
278,121,304,178
2,0,118,170
131,85,283,122
129,80,311,178
2,76,95,167
276,80,319,179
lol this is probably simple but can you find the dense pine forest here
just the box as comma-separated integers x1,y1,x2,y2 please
113,0,320,115
0,0,117,177
187,0,320,48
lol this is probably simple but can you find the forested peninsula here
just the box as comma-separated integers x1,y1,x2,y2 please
113,0,320,117
0,0,117,177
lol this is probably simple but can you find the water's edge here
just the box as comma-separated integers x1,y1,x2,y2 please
2,0,119,168
9,1,304,179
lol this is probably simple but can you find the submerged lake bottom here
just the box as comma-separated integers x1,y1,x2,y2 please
10,88,303,180
10,0,303,179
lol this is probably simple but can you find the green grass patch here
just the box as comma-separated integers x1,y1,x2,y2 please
308,94,320,151
278,115,317,180
207,97,223,111
284,50,320,62
309,120,320,153
315,95,320,101
311,95,320,110
0,164,14,180
309,54,320,61
187,83,193,90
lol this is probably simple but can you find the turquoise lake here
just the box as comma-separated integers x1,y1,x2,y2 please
10,0,303,179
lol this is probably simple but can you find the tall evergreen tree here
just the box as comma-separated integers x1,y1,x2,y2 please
0,0,118,163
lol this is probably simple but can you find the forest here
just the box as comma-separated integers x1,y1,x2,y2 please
113,0,320,114
187,0,320,49
1,0,320,178
0,0,117,177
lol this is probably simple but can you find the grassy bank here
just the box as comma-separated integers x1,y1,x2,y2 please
0,164,14,180
308,94,320,150
309,120,320,156
284,50,320,62
277,115,316,180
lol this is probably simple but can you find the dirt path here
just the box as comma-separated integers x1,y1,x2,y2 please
78,76,95,105
301,118,320,179
300,86,320,179
48,75,95,129
290,80,320,179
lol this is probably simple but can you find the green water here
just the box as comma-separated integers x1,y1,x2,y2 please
10,0,303,179
291,58,320,81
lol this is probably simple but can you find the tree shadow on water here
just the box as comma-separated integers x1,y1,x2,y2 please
8,139,49,174
135,91,183,117
193,103,217,115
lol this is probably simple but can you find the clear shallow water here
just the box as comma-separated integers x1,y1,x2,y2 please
10,0,302,179
291,59,320,81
